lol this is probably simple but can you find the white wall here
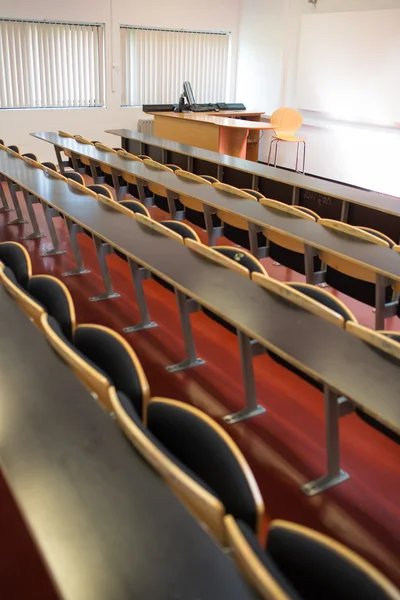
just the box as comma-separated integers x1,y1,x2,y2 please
0,0,241,161
236,0,400,195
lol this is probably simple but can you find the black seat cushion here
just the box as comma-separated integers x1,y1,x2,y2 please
0,243,30,288
326,267,392,307
269,243,321,275
159,221,198,241
235,520,302,599
223,224,266,251
215,248,265,274
121,201,149,216
3,266,39,304
127,183,152,200
68,157,86,172
42,161,57,171
153,194,184,214
288,284,353,322
147,401,259,530
184,207,221,230
202,248,265,334
117,392,216,494
64,172,85,185
75,327,144,416
267,524,394,600
104,173,126,188
28,277,74,341
152,223,198,292
47,315,111,380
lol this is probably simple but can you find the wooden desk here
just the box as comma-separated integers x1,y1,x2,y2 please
2,148,400,494
0,286,258,600
149,111,271,161
107,128,400,241
31,133,400,288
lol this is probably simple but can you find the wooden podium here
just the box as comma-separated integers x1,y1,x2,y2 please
150,111,270,161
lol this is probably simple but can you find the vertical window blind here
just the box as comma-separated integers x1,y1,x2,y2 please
121,26,230,106
0,19,105,109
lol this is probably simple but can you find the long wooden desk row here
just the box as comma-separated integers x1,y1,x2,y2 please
0,148,399,497
0,285,257,600
107,128,400,241
32,132,400,282
31,132,400,329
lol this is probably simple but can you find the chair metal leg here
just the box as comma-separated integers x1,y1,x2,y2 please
166,189,178,219
88,237,121,302
304,244,316,284
217,165,224,181
203,204,222,246
302,141,307,174
70,153,81,172
274,140,280,167
295,142,300,172
40,204,66,256
248,222,264,258
21,191,45,239
123,259,158,332
135,177,154,207
111,170,124,201
62,217,90,276
0,182,12,212
291,186,299,205
6,182,28,225
55,146,66,174
166,289,205,372
223,331,266,424
340,200,349,222
375,274,391,330
267,138,274,165
301,386,351,496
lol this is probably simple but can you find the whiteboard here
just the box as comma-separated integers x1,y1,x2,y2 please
295,9,400,125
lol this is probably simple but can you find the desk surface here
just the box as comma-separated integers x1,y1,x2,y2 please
0,285,258,600
107,128,400,217
32,132,400,282
1,148,400,436
151,112,273,130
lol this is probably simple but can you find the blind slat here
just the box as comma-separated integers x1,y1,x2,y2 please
121,27,230,106
0,19,105,109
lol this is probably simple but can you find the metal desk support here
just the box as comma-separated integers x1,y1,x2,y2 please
123,260,158,333
301,386,353,496
20,190,45,239
62,217,90,276
223,331,266,424
89,238,121,302
166,290,205,373
6,181,28,225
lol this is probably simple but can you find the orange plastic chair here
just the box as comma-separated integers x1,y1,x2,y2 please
267,108,306,173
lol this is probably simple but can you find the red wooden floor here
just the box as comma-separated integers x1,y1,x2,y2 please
0,181,399,596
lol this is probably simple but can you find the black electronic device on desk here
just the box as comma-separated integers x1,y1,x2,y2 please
217,103,246,110
173,81,247,113
191,103,219,112
143,104,177,112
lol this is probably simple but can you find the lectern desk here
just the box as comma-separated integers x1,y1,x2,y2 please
149,111,270,161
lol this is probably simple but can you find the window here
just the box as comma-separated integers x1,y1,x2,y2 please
0,19,105,109
121,26,230,107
